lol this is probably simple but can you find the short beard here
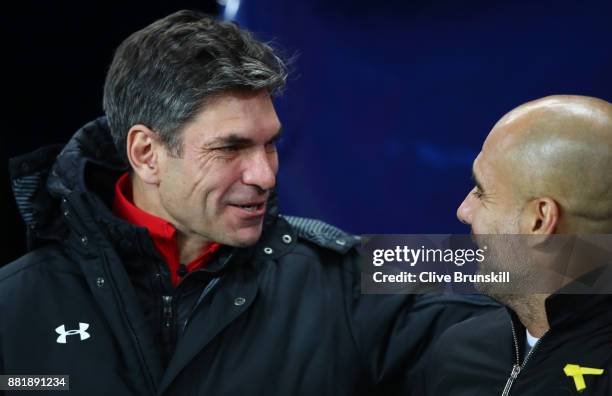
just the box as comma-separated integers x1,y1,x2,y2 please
487,293,549,333
484,292,526,309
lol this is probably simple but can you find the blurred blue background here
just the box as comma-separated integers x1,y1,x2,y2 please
4,0,612,262
222,0,612,234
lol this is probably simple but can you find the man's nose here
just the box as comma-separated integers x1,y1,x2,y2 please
242,149,277,191
457,192,473,225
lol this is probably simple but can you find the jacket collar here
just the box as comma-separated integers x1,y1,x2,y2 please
544,265,612,328
506,266,612,335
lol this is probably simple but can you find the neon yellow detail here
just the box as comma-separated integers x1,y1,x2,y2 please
563,364,604,391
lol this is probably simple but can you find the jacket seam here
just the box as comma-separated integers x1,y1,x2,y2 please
100,250,158,395
0,260,44,283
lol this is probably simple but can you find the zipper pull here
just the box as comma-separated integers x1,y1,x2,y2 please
162,295,173,328
501,364,521,396
161,295,175,358
510,364,521,379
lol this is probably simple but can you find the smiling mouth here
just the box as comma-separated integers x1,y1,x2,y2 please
236,203,264,212
228,201,267,216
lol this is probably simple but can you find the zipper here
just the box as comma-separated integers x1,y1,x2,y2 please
501,320,548,396
162,295,174,344
501,364,521,396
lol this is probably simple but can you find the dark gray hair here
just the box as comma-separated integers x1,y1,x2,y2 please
103,10,288,162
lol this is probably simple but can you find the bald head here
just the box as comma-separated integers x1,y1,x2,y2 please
488,95,612,231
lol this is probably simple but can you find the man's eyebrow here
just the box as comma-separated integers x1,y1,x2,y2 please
471,168,484,191
209,135,253,146
207,126,283,146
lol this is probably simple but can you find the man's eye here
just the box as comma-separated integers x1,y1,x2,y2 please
265,141,278,153
218,145,241,152
472,188,484,199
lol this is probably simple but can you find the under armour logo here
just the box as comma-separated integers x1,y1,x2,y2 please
55,323,91,344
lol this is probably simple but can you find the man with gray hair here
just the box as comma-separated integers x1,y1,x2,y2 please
1,10,492,395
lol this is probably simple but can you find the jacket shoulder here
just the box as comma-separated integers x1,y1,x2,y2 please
422,306,510,394
439,305,508,338
428,305,509,363
282,215,360,254
0,244,75,284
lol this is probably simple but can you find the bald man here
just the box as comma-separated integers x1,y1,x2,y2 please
421,95,612,395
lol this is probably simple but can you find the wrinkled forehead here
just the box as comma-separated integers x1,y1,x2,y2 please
182,91,281,142
474,128,522,188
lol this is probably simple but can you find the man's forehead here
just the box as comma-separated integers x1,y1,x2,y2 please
207,125,283,144
473,147,503,187
480,123,526,173
209,90,277,115
475,136,524,199
182,93,281,142
472,153,485,183
184,123,282,148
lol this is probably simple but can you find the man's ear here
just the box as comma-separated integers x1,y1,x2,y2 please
520,197,560,243
126,124,162,185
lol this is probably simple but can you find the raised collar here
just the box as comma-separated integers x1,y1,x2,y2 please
506,266,612,336
112,172,220,286
544,265,612,329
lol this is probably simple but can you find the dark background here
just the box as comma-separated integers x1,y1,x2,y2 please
4,0,612,263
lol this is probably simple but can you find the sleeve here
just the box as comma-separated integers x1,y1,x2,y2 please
344,251,497,395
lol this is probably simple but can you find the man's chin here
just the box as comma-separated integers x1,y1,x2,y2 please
222,224,264,248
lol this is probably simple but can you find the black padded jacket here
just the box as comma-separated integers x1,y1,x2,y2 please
1,117,496,395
